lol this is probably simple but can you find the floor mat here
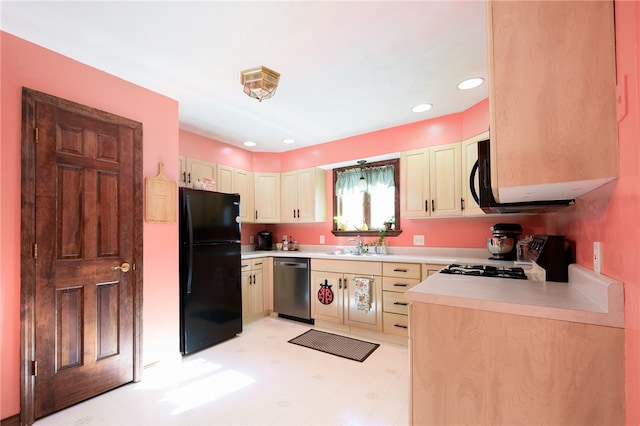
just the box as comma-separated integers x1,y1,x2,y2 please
288,329,379,362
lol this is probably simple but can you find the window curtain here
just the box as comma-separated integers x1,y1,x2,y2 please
336,164,394,196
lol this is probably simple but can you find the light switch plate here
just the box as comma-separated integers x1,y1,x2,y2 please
414,235,425,246
320,235,325,244
594,241,601,273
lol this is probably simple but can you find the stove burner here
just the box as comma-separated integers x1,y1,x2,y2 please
440,264,527,280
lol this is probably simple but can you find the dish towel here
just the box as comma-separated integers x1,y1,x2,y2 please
354,277,371,313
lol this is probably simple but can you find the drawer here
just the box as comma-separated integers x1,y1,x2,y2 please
382,276,421,292
383,291,410,315
383,262,421,279
383,312,409,337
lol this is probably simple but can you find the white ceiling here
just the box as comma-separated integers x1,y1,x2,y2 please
1,1,488,153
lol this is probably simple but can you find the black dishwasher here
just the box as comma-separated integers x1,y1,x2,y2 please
273,258,313,324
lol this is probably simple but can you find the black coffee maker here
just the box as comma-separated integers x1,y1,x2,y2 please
257,230,273,250
487,223,522,260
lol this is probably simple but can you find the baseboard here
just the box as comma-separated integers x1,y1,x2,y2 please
1,413,20,426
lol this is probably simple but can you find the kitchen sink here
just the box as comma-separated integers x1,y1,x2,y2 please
326,251,384,257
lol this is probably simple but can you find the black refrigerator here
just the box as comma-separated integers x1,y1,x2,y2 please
179,188,242,355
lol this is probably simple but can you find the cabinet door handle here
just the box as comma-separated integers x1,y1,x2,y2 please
188,172,191,184
338,278,342,289
393,268,409,273
343,278,347,289
461,197,465,211
255,210,258,220
293,209,296,218
425,200,429,212
393,302,409,306
393,283,408,287
431,199,435,212
182,171,186,183
297,209,300,218
394,324,408,329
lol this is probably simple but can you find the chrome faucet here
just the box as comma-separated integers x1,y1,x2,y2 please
347,235,364,255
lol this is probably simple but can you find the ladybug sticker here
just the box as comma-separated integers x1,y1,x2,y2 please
317,279,334,305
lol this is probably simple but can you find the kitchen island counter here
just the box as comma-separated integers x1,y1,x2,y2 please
405,263,624,328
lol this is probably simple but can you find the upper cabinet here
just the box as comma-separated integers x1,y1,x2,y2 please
429,143,461,217
179,156,216,188
217,164,255,224
281,167,326,223
487,0,617,203
401,142,466,218
401,148,430,218
254,172,281,223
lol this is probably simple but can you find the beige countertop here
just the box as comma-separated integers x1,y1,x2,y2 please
405,263,624,328
242,246,624,328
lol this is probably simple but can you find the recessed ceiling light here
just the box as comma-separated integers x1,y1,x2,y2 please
243,141,257,147
412,104,433,113
282,138,296,144
457,77,484,90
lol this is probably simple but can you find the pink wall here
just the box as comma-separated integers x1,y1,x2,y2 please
545,2,640,423
1,33,181,419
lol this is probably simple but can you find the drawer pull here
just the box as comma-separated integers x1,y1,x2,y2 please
393,283,408,287
241,264,249,268
393,268,409,273
394,324,408,329
393,302,409,306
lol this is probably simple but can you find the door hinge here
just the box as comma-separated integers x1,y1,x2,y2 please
32,360,38,376
33,243,38,260
34,127,39,144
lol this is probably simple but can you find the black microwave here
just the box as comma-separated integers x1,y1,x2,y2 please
470,139,574,214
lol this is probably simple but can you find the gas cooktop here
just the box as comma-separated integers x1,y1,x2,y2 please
440,264,528,280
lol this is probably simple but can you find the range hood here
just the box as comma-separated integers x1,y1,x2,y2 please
470,139,575,214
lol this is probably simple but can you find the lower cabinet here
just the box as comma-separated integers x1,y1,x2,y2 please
311,259,382,332
241,258,265,323
381,262,422,336
422,263,446,279
409,303,625,425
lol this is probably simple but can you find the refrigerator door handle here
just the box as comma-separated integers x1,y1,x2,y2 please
185,194,194,294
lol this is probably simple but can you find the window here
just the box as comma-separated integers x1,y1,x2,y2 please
332,159,401,237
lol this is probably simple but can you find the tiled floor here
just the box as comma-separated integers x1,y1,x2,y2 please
35,317,410,425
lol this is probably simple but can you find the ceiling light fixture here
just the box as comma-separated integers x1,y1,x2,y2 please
243,141,257,147
282,138,296,144
357,160,367,192
412,103,433,113
240,66,280,102
457,77,484,90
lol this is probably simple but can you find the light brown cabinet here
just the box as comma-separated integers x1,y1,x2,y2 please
487,0,617,203
280,167,326,223
241,258,265,323
401,143,463,218
254,172,280,223
311,259,382,332
409,302,625,425
381,262,421,336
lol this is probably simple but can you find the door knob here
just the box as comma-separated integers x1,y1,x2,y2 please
112,262,131,273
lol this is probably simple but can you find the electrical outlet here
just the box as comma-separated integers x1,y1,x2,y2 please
594,241,601,273
320,235,325,244
413,235,425,246
249,236,254,244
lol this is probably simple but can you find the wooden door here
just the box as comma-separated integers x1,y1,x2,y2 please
21,88,143,424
